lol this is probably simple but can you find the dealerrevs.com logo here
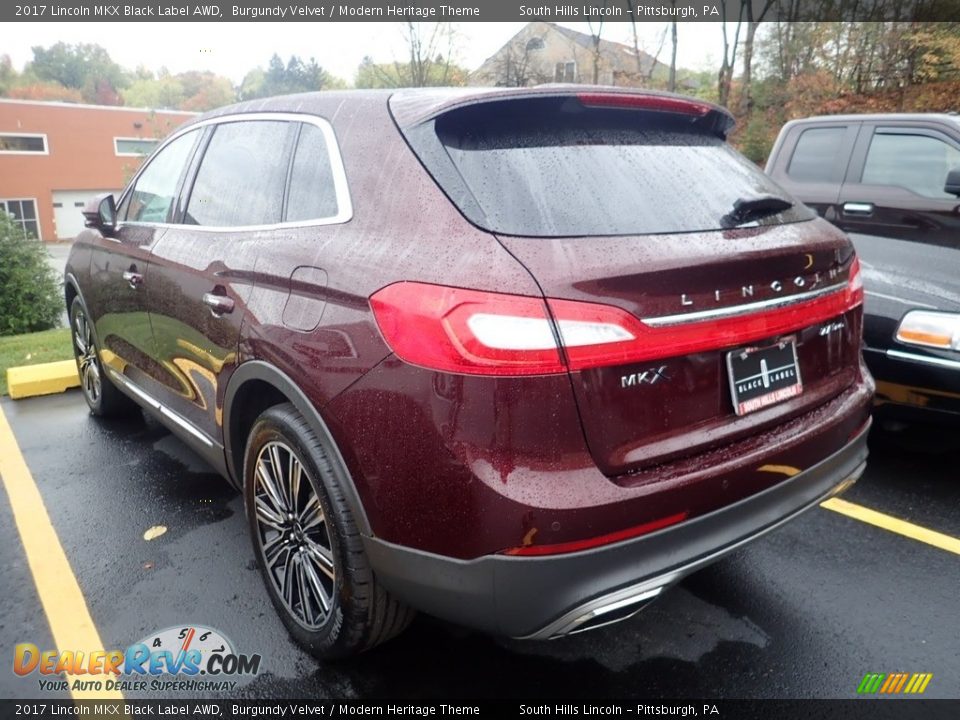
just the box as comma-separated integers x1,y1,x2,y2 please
14,625,261,693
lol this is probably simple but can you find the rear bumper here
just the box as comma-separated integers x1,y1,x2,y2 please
364,419,870,639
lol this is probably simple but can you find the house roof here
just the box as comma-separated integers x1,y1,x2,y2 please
472,22,657,80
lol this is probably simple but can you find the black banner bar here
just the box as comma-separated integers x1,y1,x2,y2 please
5,0,960,23
4,700,960,719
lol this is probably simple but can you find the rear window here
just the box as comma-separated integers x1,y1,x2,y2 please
407,98,813,237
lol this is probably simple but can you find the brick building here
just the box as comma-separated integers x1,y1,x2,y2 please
0,99,195,242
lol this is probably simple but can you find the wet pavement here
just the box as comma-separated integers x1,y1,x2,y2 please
1,391,958,700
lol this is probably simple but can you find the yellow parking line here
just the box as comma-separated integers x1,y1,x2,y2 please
0,404,123,701
821,497,960,557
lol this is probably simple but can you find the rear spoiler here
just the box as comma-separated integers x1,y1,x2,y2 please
390,86,735,139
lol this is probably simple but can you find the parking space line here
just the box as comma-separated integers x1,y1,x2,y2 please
0,404,123,701
821,496,960,557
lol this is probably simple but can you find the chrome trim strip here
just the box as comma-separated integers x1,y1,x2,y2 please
887,349,960,371
644,284,846,327
105,368,215,448
117,111,353,232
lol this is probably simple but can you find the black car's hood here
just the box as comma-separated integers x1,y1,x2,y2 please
849,232,960,348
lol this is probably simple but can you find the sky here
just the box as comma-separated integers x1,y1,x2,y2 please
7,22,728,85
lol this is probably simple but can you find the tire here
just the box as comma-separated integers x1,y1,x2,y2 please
69,296,137,417
243,403,414,659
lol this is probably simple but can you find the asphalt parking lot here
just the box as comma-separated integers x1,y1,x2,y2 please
1,391,958,701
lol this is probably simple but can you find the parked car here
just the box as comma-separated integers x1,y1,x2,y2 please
66,88,873,659
766,114,960,427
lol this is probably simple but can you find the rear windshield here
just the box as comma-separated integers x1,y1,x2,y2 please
412,98,813,237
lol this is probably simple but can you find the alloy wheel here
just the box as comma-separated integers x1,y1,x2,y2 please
73,309,102,405
253,440,336,630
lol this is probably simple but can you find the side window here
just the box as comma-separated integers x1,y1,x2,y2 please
861,130,960,199
122,129,199,223
787,127,845,182
184,121,292,227
285,122,339,223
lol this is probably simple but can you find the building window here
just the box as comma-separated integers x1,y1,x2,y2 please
114,137,160,157
555,61,576,83
0,133,48,154
1,199,41,240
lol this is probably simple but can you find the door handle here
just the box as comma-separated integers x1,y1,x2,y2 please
122,270,143,289
842,202,875,216
203,292,235,316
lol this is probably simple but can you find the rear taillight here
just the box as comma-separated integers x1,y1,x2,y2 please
370,261,863,377
369,283,566,375
577,92,711,117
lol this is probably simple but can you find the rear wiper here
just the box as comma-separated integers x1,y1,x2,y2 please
721,195,793,228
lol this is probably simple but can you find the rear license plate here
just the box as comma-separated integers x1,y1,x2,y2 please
726,339,803,416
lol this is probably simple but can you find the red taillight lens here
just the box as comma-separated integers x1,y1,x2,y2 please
502,512,689,556
577,92,711,117
370,261,863,377
369,282,567,375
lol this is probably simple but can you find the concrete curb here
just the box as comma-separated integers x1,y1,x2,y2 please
7,360,80,400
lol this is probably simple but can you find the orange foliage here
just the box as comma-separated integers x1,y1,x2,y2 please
8,82,83,103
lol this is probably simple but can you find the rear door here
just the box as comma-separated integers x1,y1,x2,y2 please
766,121,860,219
837,123,960,248
400,93,863,477
143,117,296,444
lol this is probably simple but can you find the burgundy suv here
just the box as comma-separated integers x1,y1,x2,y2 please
66,87,873,659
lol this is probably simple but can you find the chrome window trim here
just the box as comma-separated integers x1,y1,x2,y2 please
887,349,960,371
117,111,353,232
643,283,846,327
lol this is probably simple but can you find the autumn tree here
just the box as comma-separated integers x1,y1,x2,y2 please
240,54,345,99
26,42,128,104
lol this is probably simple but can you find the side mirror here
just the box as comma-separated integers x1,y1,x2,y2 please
82,193,117,235
944,168,960,197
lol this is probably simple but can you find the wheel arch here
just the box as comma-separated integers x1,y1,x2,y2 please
223,360,372,536
64,272,81,315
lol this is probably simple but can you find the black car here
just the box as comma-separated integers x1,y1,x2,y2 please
767,113,960,426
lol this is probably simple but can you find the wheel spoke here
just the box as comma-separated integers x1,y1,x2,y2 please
256,458,288,514
288,455,301,516
280,549,296,607
268,444,289,509
295,555,315,625
304,537,336,582
262,533,287,567
255,497,286,532
300,494,324,530
301,554,331,614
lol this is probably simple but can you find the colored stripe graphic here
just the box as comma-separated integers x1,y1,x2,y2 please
858,673,932,694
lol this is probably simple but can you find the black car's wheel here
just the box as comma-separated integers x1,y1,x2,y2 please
69,297,136,417
244,403,413,659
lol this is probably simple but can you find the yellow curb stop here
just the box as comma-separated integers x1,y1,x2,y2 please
6,360,80,400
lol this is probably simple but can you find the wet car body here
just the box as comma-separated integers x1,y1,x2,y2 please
65,87,873,655
767,113,960,426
